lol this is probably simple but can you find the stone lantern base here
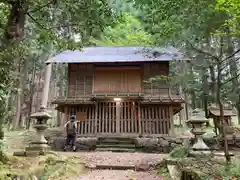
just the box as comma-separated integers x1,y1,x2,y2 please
25,124,50,155
14,109,51,157
189,137,212,158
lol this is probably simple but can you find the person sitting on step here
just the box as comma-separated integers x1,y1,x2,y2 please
63,115,77,152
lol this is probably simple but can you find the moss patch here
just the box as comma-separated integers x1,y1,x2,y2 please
0,152,85,180
156,166,171,180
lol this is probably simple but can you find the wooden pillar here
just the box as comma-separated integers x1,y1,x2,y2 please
169,106,175,136
116,101,120,134
62,106,68,125
40,62,52,109
138,102,142,135
94,102,98,134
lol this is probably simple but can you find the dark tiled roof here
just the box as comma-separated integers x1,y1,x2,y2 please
48,46,185,63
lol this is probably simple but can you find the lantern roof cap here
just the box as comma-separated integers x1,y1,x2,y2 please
187,109,209,123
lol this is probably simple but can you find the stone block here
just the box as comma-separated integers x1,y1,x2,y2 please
51,136,98,151
13,151,26,157
77,137,97,147
135,163,150,171
158,138,169,146
51,137,65,151
25,151,40,157
25,145,50,152
135,138,158,147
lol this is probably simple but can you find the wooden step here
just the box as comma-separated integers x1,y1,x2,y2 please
95,147,135,152
96,144,135,149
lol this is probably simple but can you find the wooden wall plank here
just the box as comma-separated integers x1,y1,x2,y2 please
68,64,93,97
94,68,141,93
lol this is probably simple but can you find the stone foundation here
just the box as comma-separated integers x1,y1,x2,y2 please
134,137,183,153
49,135,237,152
50,137,98,151
28,128,235,152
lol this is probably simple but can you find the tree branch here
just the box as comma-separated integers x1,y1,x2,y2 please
186,41,220,61
223,48,240,61
27,0,57,14
26,12,48,30
0,0,15,4
27,13,79,31
221,70,240,86
220,57,240,71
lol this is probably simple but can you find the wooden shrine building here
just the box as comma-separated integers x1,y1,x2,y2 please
51,46,185,137
208,106,236,135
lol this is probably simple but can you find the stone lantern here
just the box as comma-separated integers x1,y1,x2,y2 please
25,107,51,154
25,61,52,156
187,109,211,157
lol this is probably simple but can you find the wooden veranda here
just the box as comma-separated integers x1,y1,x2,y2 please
54,98,180,137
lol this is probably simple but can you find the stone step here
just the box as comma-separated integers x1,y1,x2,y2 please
85,164,136,171
98,137,134,143
96,144,135,149
97,139,134,145
95,147,135,152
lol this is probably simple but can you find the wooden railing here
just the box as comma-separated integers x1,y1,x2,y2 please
140,119,169,134
76,119,169,135
95,119,117,133
76,119,117,135
119,119,138,133
76,119,95,135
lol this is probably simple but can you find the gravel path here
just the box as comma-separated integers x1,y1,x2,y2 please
77,170,163,180
62,152,167,180
62,152,167,166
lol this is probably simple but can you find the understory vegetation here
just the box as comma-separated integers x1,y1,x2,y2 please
164,145,240,179
0,152,85,180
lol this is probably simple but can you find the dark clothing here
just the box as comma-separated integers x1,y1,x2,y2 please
65,134,76,147
66,121,77,136
64,120,77,151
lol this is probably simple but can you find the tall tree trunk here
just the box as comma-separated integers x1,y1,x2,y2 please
12,61,22,129
209,65,216,98
0,0,27,158
20,58,29,127
12,58,29,129
26,60,36,129
57,65,65,126
189,63,196,109
217,37,230,163
202,69,209,118
226,36,240,124
217,59,230,163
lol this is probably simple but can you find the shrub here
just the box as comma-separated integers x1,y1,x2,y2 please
169,145,189,159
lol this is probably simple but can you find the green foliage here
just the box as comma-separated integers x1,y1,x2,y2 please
110,0,140,16
134,0,226,45
169,145,189,159
215,158,240,178
216,0,240,36
92,13,153,46
0,153,85,179
156,166,171,180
